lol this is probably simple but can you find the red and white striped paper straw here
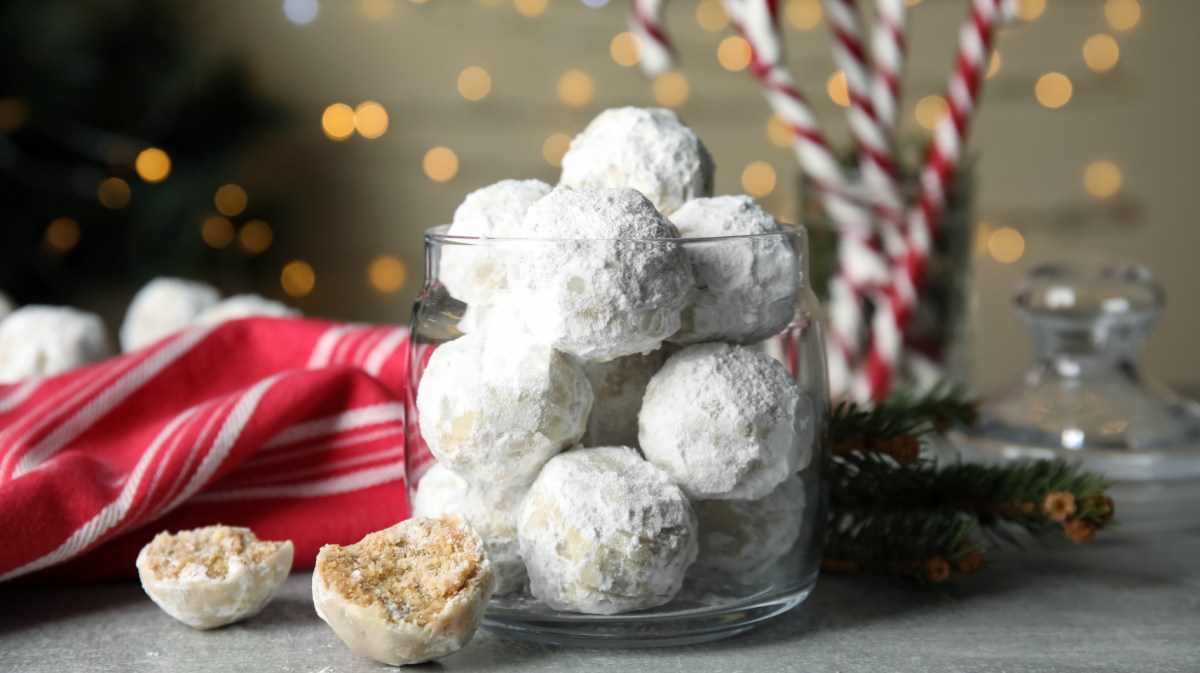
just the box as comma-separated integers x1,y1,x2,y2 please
631,0,675,78
869,0,907,134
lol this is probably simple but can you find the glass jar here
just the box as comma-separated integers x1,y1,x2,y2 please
406,226,829,646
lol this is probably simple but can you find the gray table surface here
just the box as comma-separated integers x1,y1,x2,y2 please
1,532,1197,673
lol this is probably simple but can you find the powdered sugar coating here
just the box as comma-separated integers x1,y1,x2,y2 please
639,343,808,500
518,447,698,614
0,305,114,383
668,196,799,345
195,294,300,326
509,187,692,361
416,331,593,487
121,277,221,352
559,107,713,215
412,463,528,595
441,179,553,306
691,474,805,578
581,349,667,448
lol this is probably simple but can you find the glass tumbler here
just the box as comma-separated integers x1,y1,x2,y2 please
406,225,829,646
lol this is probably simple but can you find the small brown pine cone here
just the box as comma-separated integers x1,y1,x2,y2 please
956,550,985,575
1042,491,1077,522
1064,519,1097,544
924,557,952,584
1082,495,1116,524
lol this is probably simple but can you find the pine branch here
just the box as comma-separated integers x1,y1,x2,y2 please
823,386,1116,584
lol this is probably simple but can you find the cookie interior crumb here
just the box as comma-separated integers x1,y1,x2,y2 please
144,525,283,581
317,518,486,628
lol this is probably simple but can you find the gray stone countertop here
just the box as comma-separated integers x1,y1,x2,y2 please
1,532,1198,673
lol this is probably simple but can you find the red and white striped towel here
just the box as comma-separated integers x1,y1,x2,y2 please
0,317,412,582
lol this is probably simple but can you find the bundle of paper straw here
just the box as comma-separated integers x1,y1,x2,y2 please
631,0,1006,401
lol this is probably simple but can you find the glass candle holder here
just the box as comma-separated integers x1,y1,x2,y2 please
406,226,829,647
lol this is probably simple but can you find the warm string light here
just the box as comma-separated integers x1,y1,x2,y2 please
201,216,235,249
361,0,396,20
98,178,131,210
1035,73,1073,109
322,103,356,140
988,228,1025,264
653,72,689,108
215,184,248,217
1083,35,1120,73
695,0,728,33
0,98,27,131
766,115,796,148
542,133,571,167
914,95,949,131
135,148,171,183
826,71,850,108
239,220,274,254
786,0,822,31
610,32,643,67
717,36,752,72
987,51,1002,79
741,161,777,197
458,67,492,101
1014,0,1046,22
513,0,547,18
1105,0,1141,32
281,260,316,298
45,218,80,253
423,146,459,182
1084,160,1122,198
557,70,595,107
369,255,407,293
354,101,389,138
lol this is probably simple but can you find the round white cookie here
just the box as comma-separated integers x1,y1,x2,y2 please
194,294,300,326
120,277,221,352
691,474,806,578
668,196,798,345
0,305,114,383
412,463,528,595
415,330,593,487
581,349,667,448
136,525,294,630
312,516,495,666
639,343,808,500
508,187,692,362
518,446,698,615
440,179,552,307
559,107,713,215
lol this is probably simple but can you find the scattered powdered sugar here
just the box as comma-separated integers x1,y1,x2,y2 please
507,187,693,362
559,107,713,215
415,330,593,487
638,342,809,500
668,196,799,345
581,349,668,448
691,473,806,577
440,179,553,307
517,446,698,615
412,463,530,595
194,294,300,326
0,305,114,384
120,277,220,352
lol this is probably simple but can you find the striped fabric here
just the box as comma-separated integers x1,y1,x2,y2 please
0,318,412,582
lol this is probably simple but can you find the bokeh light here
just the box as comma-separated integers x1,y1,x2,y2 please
1084,160,1122,198
741,161,777,197
423,146,459,182
281,261,316,298
514,0,548,18
283,0,318,25
215,184,248,217
322,103,356,140
239,220,274,254
1035,72,1073,109
458,67,492,101
718,36,752,72
610,32,643,67
0,98,27,131
557,70,595,107
988,227,1025,264
369,255,408,293
827,70,850,107
45,218,80,253
653,72,689,107
542,133,571,167
354,101,389,138
361,0,395,19
915,95,949,131
1015,0,1045,21
766,115,796,148
201,216,235,249
786,0,822,31
98,178,131,210
695,0,728,32
1105,0,1141,32
987,51,1002,79
135,148,171,183
1083,34,1120,73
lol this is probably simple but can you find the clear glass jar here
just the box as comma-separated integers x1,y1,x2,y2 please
406,226,829,646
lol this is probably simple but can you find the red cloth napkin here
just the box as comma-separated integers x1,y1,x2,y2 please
0,317,414,582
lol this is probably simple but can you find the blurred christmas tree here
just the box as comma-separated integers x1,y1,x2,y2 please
0,0,282,306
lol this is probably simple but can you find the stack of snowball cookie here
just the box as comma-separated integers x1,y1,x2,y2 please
414,107,816,620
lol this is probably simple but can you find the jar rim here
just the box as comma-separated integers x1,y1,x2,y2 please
424,223,809,245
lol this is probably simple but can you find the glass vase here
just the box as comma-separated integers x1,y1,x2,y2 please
405,226,829,647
